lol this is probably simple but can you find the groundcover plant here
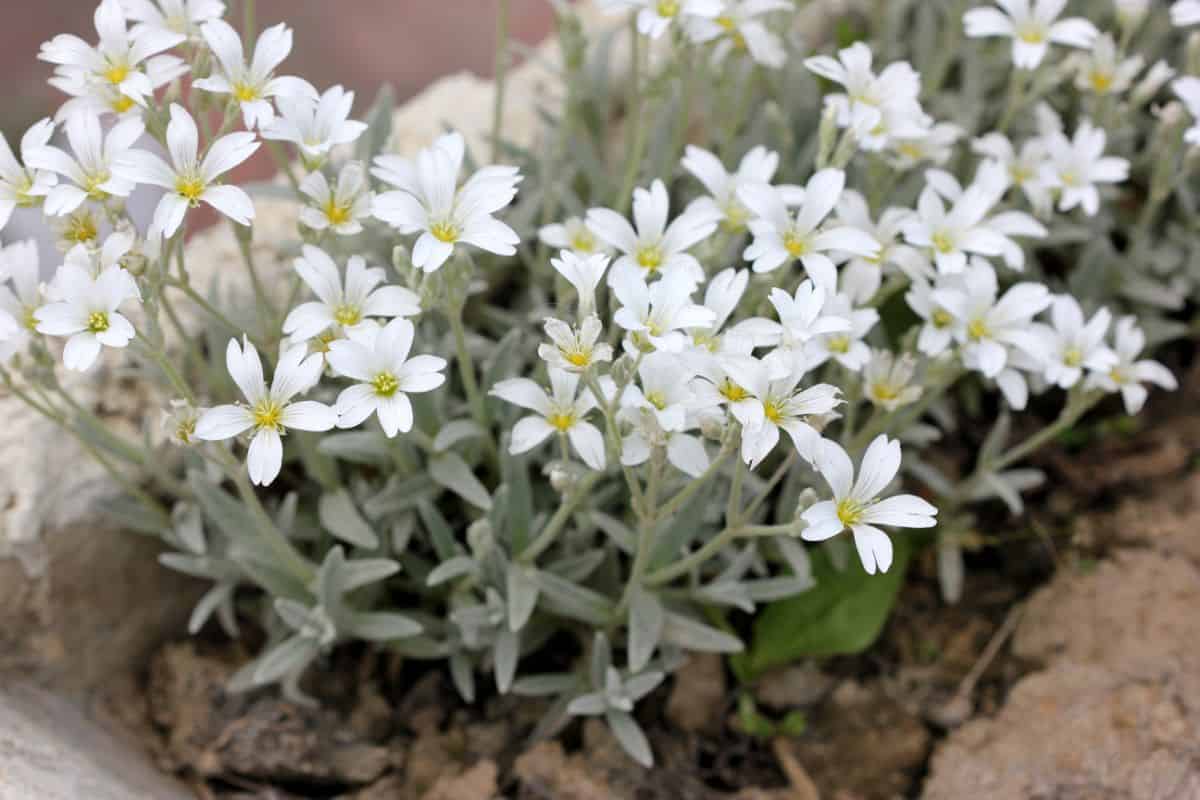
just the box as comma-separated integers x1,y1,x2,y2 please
2,0,1196,767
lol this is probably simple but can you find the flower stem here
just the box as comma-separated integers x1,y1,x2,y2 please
448,305,489,432
233,227,280,333
615,17,647,213
491,0,510,163
520,470,604,564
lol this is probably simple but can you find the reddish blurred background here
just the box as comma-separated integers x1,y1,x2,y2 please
2,0,557,140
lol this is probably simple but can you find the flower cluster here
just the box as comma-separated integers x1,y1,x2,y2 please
0,0,1193,771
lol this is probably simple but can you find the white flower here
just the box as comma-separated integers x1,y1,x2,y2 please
372,131,521,272
681,144,779,232
39,0,185,109
33,261,140,371
194,338,337,485
26,112,144,216
619,351,697,433
327,319,446,437
618,405,710,477
490,369,607,471
805,293,879,373
262,85,367,166
0,240,44,362
932,259,1051,377
611,268,716,352
801,435,937,574
1085,316,1177,414
833,190,930,302
1039,120,1129,216
803,43,928,151
963,0,1098,69
115,103,258,237
283,245,420,343
971,132,1053,214
686,267,754,357
0,119,58,230
194,20,316,129
122,0,226,42
906,276,962,357
599,0,722,39
47,231,135,297
887,120,965,171
538,316,613,373
587,179,719,287
723,355,841,467
540,216,606,257
298,162,372,236
551,251,610,318
1173,0,1200,27
686,0,790,68
1071,33,1143,96
863,350,922,411
1032,296,1117,388
758,280,852,358
50,52,187,121
739,168,879,290
1172,77,1200,146
903,165,1046,273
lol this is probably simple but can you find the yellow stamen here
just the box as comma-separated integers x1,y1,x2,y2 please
1090,71,1113,93
967,318,990,341
324,199,352,226
548,411,575,432
656,0,680,17
63,211,98,246
103,63,130,85
783,231,809,258
13,174,36,207
86,311,110,334
563,348,591,368
645,390,668,411
932,309,953,329
175,175,205,204
1063,347,1083,368
719,378,749,403
333,304,362,327
83,171,111,200
570,230,596,253
252,399,284,431
1017,25,1046,44
636,244,663,273
931,231,955,254
111,95,136,114
312,330,337,353
826,335,851,354
176,418,196,444
430,220,460,244
763,398,785,424
233,82,260,103
836,497,866,526
372,372,399,397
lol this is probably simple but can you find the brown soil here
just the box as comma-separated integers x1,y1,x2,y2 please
102,360,1200,800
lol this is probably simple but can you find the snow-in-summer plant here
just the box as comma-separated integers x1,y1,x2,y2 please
1,0,1194,768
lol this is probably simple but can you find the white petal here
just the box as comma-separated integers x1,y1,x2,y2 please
509,415,555,454
281,400,337,432
194,404,255,440
246,428,283,486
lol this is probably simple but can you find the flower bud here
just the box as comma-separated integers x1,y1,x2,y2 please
467,519,494,558
609,354,637,387
548,463,575,494
698,409,727,441
816,105,839,169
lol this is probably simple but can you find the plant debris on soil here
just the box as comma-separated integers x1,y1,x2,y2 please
98,360,1200,800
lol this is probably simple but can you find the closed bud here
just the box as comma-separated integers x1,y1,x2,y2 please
816,105,839,169
698,409,727,441
610,354,637,387
548,463,575,494
467,519,494,558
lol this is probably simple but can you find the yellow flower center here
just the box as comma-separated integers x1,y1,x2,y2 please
570,230,596,253
763,398,785,424
897,142,924,160
722,202,749,232
176,418,196,444
324,199,353,226
430,220,460,243
716,15,736,31
252,399,284,431
836,497,866,527
826,335,851,354
692,331,719,352
83,170,111,200
548,411,575,432
333,304,362,327
86,311,110,333
21,305,39,331
783,231,809,257
645,390,668,411
563,347,591,368
233,82,261,103
1109,367,1127,384
312,330,338,353
1017,25,1046,44
1063,347,1083,367
372,371,399,397
111,94,136,114
1090,71,1114,93
871,383,900,403
967,318,990,341
656,0,680,17
932,309,953,329
1059,170,1079,188
932,231,955,254
103,63,130,85
1010,164,1033,184
175,175,206,203
719,378,749,403
636,244,663,272
63,212,98,246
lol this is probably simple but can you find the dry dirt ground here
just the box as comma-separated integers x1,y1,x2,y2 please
94,360,1200,800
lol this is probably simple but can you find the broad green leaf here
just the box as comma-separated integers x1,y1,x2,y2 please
736,536,911,679
430,452,493,510
318,489,380,549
